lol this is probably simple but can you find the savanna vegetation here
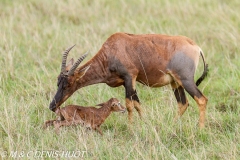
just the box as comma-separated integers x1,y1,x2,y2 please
0,0,239,159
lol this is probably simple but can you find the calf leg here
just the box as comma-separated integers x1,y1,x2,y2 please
181,79,208,129
171,85,189,120
43,120,56,129
95,127,103,135
53,119,84,130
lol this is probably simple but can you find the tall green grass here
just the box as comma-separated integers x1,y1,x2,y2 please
0,0,239,159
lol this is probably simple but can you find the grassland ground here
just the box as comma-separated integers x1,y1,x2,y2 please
0,0,239,159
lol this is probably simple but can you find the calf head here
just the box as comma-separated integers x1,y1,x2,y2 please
97,98,126,112
109,98,126,113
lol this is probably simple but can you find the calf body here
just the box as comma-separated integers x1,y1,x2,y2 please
45,98,125,135
49,33,208,128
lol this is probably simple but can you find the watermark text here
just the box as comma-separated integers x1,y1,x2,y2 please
0,150,87,158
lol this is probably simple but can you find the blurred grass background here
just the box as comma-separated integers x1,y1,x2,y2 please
0,0,239,159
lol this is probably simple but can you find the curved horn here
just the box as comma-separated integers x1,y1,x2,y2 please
68,51,89,76
61,44,76,72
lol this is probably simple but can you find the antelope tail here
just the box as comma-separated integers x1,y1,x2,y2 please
196,51,208,86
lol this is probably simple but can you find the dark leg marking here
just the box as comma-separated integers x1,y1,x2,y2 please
173,86,189,120
124,76,142,121
173,86,187,105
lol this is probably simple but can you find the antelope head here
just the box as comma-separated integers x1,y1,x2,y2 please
49,45,90,112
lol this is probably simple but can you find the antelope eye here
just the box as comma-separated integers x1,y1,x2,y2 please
63,82,70,89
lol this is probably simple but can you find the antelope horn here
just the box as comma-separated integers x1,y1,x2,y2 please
68,51,89,76
61,44,76,72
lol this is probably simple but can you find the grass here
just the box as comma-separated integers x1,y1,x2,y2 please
0,0,240,159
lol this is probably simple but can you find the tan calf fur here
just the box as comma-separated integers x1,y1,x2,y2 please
45,98,125,135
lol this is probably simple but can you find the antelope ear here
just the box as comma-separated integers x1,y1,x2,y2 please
65,58,74,71
76,65,91,80
96,103,104,107
109,98,116,105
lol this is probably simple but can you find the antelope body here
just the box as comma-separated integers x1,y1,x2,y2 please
49,32,208,128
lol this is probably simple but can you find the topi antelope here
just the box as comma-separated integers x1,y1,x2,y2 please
49,33,208,128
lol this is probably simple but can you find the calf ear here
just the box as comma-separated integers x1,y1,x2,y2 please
96,103,104,107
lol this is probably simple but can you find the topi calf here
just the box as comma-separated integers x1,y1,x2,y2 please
44,98,126,135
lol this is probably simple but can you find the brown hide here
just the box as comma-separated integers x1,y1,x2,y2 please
50,32,208,128
75,33,201,88
45,98,125,135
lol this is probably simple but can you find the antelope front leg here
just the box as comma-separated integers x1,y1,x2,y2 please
133,96,142,118
124,75,142,122
126,98,134,123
